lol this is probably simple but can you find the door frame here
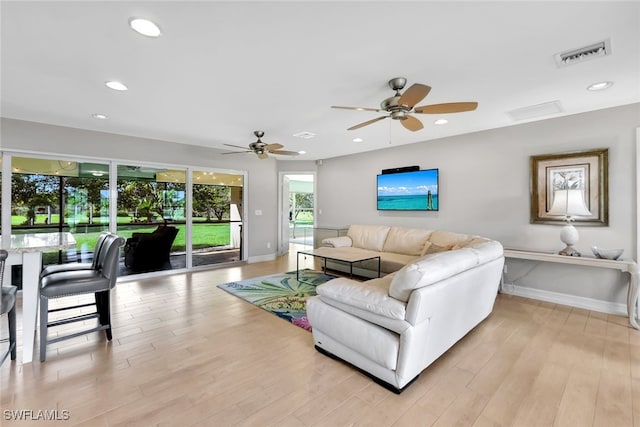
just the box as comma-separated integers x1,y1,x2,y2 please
277,171,316,256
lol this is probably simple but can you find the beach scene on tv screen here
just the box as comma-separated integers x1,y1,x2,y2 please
377,169,438,211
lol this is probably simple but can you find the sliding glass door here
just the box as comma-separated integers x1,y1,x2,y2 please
116,165,186,275
191,171,243,267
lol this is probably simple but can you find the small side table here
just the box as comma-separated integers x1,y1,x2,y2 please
503,249,639,330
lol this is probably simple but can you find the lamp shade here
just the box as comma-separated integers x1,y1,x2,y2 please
548,189,592,217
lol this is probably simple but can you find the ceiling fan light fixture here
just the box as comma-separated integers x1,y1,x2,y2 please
434,119,448,125
129,18,162,37
105,81,128,91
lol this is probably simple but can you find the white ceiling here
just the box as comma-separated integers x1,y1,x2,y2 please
1,1,639,161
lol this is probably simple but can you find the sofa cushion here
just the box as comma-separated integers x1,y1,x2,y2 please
428,230,472,248
389,249,480,302
347,225,391,251
322,236,353,248
317,276,406,321
421,241,453,256
382,227,433,256
380,252,419,273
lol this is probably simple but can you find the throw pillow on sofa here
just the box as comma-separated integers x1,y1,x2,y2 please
322,236,353,248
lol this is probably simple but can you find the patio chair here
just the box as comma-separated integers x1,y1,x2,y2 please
123,225,179,272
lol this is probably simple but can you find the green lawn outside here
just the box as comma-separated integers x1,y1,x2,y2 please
28,223,233,265
11,214,310,264
67,223,232,252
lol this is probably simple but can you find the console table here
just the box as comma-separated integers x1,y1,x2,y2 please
503,249,639,329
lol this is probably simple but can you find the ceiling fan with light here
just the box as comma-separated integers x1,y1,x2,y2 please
331,77,478,132
223,131,299,159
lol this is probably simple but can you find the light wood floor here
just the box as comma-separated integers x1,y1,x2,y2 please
1,248,639,426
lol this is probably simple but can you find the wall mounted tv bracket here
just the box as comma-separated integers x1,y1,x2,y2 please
381,166,420,175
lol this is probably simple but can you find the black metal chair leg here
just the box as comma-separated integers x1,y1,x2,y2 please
97,291,112,340
40,297,49,362
8,303,16,360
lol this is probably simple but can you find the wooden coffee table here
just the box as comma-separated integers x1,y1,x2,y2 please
296,247,381,282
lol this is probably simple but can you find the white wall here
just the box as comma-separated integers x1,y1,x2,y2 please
315,103,639,309
0,118,279,260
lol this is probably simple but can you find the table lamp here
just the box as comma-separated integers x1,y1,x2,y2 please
547,189,592,256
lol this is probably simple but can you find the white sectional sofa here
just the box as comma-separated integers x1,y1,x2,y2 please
320,224,497,278
307,224,504,392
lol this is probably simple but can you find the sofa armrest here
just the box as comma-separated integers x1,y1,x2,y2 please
322,236,353,248
317,276,405,319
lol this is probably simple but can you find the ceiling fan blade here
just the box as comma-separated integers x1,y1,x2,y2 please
332,105,382,112
270,150,299,156
264,143,283,150
222,151,250,155
257,152,269,160
414,102,478,114
398,84,431,109
224,143,251,150
347,116,388,131
401,115,424,132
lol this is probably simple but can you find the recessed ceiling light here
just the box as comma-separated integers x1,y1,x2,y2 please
298,151,307,155
129,18,162,37
105,81,128,91
352,137,363,143
92,113,108,120
587,81,613,91
434,119,448,125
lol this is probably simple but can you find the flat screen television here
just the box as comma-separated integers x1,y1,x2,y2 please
377,168,439,211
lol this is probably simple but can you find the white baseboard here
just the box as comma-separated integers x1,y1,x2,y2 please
247,253,277,263
501,283,628,317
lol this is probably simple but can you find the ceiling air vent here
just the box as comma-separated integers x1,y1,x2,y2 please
554,39,611,67
506,101,563,122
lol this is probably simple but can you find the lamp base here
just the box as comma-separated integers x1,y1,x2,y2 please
558,245,581,257
558,223,581,257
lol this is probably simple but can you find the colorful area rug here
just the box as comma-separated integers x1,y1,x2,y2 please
217,269,336,331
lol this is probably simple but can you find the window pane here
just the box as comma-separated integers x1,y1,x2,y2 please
11,157,109,267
